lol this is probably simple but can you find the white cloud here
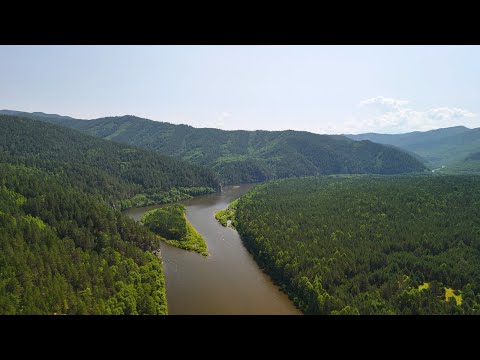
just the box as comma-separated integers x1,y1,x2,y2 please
213,111,232,128
341,97,478,134
359,96,409,110
425,107,475,120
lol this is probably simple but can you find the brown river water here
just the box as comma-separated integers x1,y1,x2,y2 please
124,184,299,315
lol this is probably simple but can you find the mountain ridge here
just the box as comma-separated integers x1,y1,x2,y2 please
346,125,480,172
346,125,472,147
0,110,427,184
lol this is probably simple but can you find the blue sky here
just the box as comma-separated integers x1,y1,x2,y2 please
1,45,479,134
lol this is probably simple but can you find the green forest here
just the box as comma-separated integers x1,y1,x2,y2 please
232,175,480,314
142,205,208,256
2,111,427,184
0,163,167,314
0,115,221,209
0,116,221,314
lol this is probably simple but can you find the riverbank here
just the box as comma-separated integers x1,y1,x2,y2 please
123,184,299,314
214,198,239,228
215,199,303,313
120,186,217,210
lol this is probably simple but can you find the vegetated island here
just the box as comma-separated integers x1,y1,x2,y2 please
223,175,480,315
141,204,208,256
214,199,239,229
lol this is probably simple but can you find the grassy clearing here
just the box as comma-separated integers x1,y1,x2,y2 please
418,282,430,291
419,282,462,306
163,220,208,256
445,288,462,306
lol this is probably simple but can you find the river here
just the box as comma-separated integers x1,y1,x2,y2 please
124,185,299,315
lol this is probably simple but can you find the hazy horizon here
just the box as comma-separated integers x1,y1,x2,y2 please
1,107,476,135
2,45,479,134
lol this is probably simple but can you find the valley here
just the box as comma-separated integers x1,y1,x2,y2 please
3,45,480,317
1,111,480,315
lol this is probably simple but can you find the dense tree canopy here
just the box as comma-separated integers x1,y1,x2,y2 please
233,175,480,314
0,163,167,314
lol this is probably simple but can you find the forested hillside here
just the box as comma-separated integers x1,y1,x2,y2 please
347,126,480,173
0,115,221,208
1,111,426,184
347,126,471,150
232,175,480,314
0,114,224,314
0,163,167,314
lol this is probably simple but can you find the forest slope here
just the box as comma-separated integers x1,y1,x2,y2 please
0,163,168,314
347,126,480,172
0,115,221,208
0,115,234,314
232,175,480,314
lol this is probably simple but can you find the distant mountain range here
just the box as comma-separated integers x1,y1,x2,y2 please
0,110,426,184
0,109,78,121
346,126,480,173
